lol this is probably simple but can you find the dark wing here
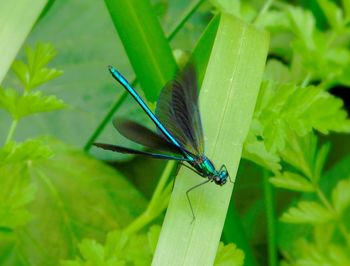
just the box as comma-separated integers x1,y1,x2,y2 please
93,143,188,161
113,118,181,154
155,63,204,155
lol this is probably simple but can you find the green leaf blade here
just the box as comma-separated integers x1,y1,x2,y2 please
0,0,47,83
104,0,177,102
153,14,269,265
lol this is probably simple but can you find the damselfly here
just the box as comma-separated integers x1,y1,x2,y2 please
94,64,230,219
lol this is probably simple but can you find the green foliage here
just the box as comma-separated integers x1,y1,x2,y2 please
0,165,36,229
0,44,146,265
0,139,52,166
0,43,65,235
244,66,350,172
0,88,66,120
0,43,65,122
270,134,350,263
280,201,334,224
62,225,244,266
61,226,159,266
12,43,63,91
1,0,350,265
270,171,315,192
214,242,245,266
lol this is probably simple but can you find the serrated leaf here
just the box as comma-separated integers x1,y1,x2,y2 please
281,201,335,224
61,238,123,266
0,88,66,119
270,171,315,192
280,132,316,180
318,0,344,30
285,240,350,266
78,239,106,265
243,136,281,173
287,6,315,49
26,43,57,71
253,82,350,159
11,43,63,91
332,177,350,215
0,139,53,166
264,59,292,84
214,242,244,266
284,85,350,134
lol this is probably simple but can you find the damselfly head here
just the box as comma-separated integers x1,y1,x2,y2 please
213,169,228,186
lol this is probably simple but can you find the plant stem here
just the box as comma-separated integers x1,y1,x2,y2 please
147,161,175,212
222,198,257,266
5,119,18,144
263,170,277,266
315,187,333,211
168,0,205,40
124,161,175,235
300,73,312,87
84,90,128,151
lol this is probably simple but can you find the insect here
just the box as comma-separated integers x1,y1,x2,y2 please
94,64,230,220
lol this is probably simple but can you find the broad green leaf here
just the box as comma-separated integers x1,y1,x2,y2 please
214,243,245,266
0,0,47,82
0,139,52,166
0,88,66,120
332,177,350,215
281,201,334,224
153,14,269,265
0,138,147,265
0,165,36,229
104,0,177,102
270,171,315,192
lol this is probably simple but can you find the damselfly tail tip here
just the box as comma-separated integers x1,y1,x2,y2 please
108,65,114,72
